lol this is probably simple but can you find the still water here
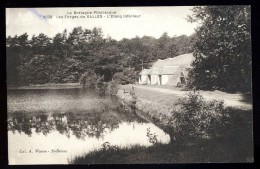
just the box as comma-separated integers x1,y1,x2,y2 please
8,88,170,164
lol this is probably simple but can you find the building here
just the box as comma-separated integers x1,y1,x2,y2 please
148,68,162,85
138,69,149,85
139,53,194,86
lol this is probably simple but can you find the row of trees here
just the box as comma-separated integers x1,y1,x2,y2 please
6,27,195,85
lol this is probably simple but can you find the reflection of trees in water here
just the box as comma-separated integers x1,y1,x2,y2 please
8,113,34,136
8,112,56,136
35,114,55,136
7,107,141,140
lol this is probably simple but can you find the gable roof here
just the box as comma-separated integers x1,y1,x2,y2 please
161,66,181,75
139,69,149,75
151,53,194,70
139,53,194,76
148,68,162,75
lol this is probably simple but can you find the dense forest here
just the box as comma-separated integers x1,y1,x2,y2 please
6,28,196,85
6,6,251,93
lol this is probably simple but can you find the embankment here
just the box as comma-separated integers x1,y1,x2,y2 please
116,88,175,130
116,84,253,131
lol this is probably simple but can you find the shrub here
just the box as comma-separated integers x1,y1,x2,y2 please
112,68,137,85
172,90,231,142
79,70,98,88
106,80,119,96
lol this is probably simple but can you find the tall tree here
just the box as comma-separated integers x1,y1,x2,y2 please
6,33,30,85
30,33,52,55
53,29,68,58
188,6,251,92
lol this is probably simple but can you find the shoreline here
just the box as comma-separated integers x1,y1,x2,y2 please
116,87,175,131
7,83,81,90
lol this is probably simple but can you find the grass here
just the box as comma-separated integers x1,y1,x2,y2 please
120,84,252,110
120,85,181,107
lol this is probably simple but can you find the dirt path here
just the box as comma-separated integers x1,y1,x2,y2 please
132,85,252,111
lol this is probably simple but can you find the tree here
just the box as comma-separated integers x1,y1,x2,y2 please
53,29,68,58
93,41,124,81
113,68,137,85
188,6,251,92
79,70,98,88
6,33,30,85
95,76,107,96
6,26,196,86
30,33,52,55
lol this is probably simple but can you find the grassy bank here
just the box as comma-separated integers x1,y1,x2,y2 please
120,84,252,110
119,85,181,107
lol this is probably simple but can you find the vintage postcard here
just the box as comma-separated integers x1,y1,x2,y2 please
6,6,253,164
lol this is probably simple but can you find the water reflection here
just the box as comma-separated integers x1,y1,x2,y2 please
8,108,146,140
8,89,170,164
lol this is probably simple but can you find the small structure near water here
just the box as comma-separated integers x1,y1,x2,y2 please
138,53,194,86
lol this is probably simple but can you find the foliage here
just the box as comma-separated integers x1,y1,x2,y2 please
95,76,108,96
172,91,231,142
112,68,138,85
79,70,98,88
17,55,53,85
106,80,119,96
101,142,118,151
187,6,251,92
6,27,195,86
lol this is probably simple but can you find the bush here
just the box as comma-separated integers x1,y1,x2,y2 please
106,80,119,96
112,68,137,85
172,90,231,142
79,70,98,88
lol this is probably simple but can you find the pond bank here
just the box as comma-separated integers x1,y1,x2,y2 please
116,88,174,130
7,83,80,90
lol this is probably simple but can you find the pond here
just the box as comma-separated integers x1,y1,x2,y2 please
7,88,170,164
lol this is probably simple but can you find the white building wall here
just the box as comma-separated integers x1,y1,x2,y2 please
139,75,148,85
161,75,169,85
151,75,159,85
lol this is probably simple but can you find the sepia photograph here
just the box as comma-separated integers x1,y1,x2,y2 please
6,6,253,164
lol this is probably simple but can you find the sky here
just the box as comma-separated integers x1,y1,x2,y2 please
6,7,199,40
